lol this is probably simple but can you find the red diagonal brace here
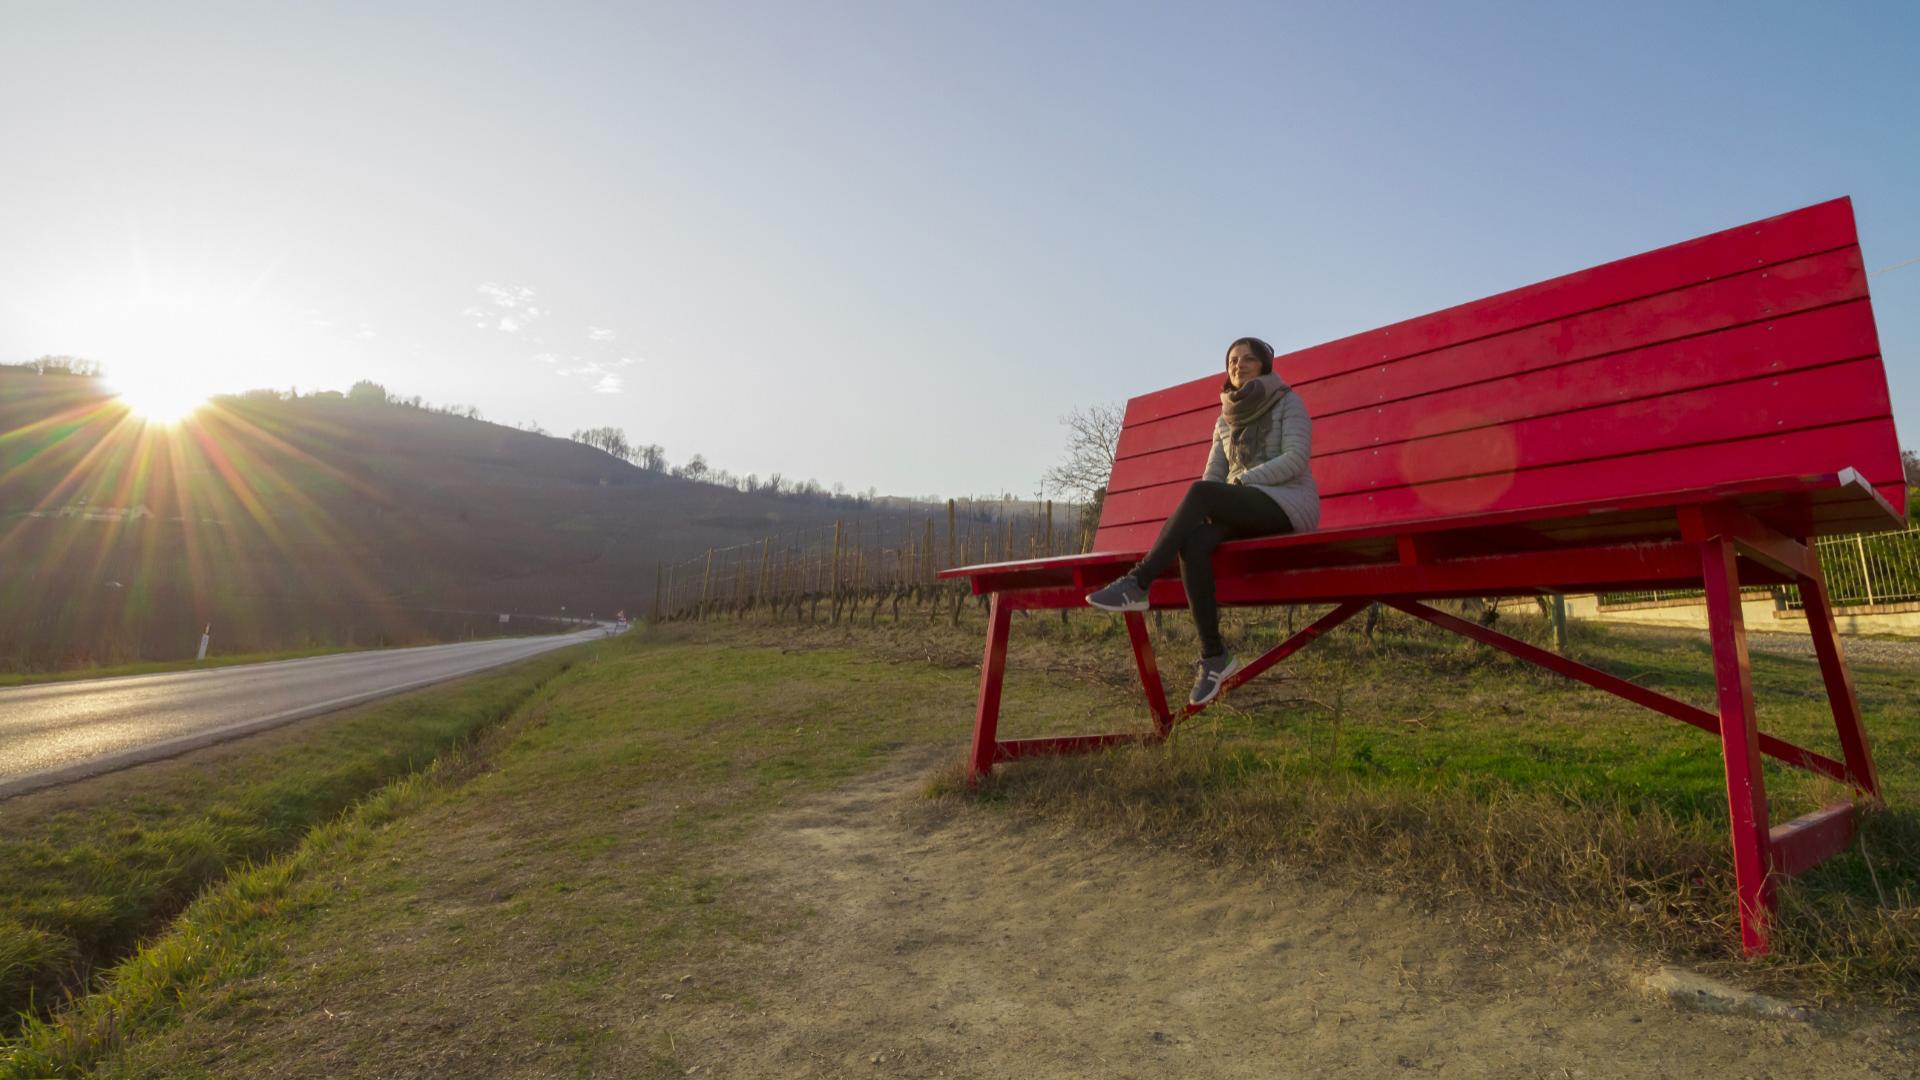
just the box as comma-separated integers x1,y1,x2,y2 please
1798,566,1880,798
1384,599,1856,790
1184,601,1368,719
1124,611,1175,734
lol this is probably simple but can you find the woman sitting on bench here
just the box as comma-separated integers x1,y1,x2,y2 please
1086,336,1320,706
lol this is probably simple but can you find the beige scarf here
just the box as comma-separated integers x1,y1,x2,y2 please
1220,372,1288,476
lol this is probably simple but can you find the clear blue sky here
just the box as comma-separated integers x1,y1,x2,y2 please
3,2,1915,499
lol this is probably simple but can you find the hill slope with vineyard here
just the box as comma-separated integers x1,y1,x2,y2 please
0,370,917,666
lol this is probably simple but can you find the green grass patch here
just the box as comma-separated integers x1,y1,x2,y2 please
920,603,1920,1003
0,645,590,1036
659,601,1920,1003
1,629,1117,1077
4,606,1914,1075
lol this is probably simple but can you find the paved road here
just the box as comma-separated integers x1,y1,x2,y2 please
0,628,611,798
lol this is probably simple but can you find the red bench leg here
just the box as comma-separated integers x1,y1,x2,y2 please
968,593,1013,784
1123,611,1175,735
1799,564,1881,799
1700,536,1776,955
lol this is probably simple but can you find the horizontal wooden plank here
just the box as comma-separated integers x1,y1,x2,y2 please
1116,250,1871,465
1088,520,1167,554
1279,198,1860,386
1118,199,1859,428
1099,420,1901,539
1311,357,1891,494
1309,300,1878,457
1317,422,1903,532
1306,247,1867,416
1119,377,1218,431
1107,360,1893,516
1113,406,1217,468
1109,441,1214,497
1089,469,1898,560
1768,803,1855,877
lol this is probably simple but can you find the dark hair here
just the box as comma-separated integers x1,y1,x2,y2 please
1222,336,1276,391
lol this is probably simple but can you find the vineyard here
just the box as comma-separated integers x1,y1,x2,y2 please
654,498,1089,622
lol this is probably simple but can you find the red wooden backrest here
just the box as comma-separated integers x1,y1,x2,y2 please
1095,198,1905,554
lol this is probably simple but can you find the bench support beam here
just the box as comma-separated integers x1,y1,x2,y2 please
966,600,1364,783
1799,565,1880,799
959,500,1883,956
1184,601,1368,720
1123,611,1174,734
1382,600,1856,789
1768,802,1856,878
968,593,1013,782
1700,535,1776,955
1678,504,1816,581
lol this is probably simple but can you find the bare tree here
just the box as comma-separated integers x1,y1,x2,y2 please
1043,403,1124,529
24,355,102,377
1904,447,1919,488
570,426,633,462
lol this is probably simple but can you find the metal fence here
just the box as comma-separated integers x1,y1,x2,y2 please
1598,522,1920,611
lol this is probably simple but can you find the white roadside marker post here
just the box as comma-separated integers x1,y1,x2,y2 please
197,624,211,661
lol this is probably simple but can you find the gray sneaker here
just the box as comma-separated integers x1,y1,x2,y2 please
1189,653,1241,707
1085,575,1149,612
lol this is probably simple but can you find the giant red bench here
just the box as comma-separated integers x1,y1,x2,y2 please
939,197,1906,954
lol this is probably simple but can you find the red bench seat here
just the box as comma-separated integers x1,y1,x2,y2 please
940,197,1905,957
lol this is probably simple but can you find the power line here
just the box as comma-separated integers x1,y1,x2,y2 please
1869,255,1919,278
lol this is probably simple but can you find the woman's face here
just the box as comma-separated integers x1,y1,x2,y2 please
1226,343,1264,390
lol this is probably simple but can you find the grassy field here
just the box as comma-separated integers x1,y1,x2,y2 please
1,631,1088,1076
0,645,590,1036
707,603,1920,998
1,606,1914,1075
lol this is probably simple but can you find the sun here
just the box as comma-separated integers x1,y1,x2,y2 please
109,369,215,425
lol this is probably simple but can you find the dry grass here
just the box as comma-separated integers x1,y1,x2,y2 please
935,740,1918,1004
689,596,1920,1006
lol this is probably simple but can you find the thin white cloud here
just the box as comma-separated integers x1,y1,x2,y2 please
587,326,615,342
477,282,536,310
469,283,546,336
554,357,630,395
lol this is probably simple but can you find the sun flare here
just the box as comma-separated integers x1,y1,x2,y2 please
109,371,214,425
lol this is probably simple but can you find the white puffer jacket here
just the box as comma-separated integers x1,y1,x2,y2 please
1201,385,1321,532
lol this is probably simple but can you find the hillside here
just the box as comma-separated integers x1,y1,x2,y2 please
0,370,902,666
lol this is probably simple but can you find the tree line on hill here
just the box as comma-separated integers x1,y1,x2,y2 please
564,423,883,508
330,379,895,511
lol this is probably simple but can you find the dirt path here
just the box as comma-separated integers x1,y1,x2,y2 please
659,753,1916,1079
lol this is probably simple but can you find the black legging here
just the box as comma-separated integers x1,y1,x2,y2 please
1129,480,1294,658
